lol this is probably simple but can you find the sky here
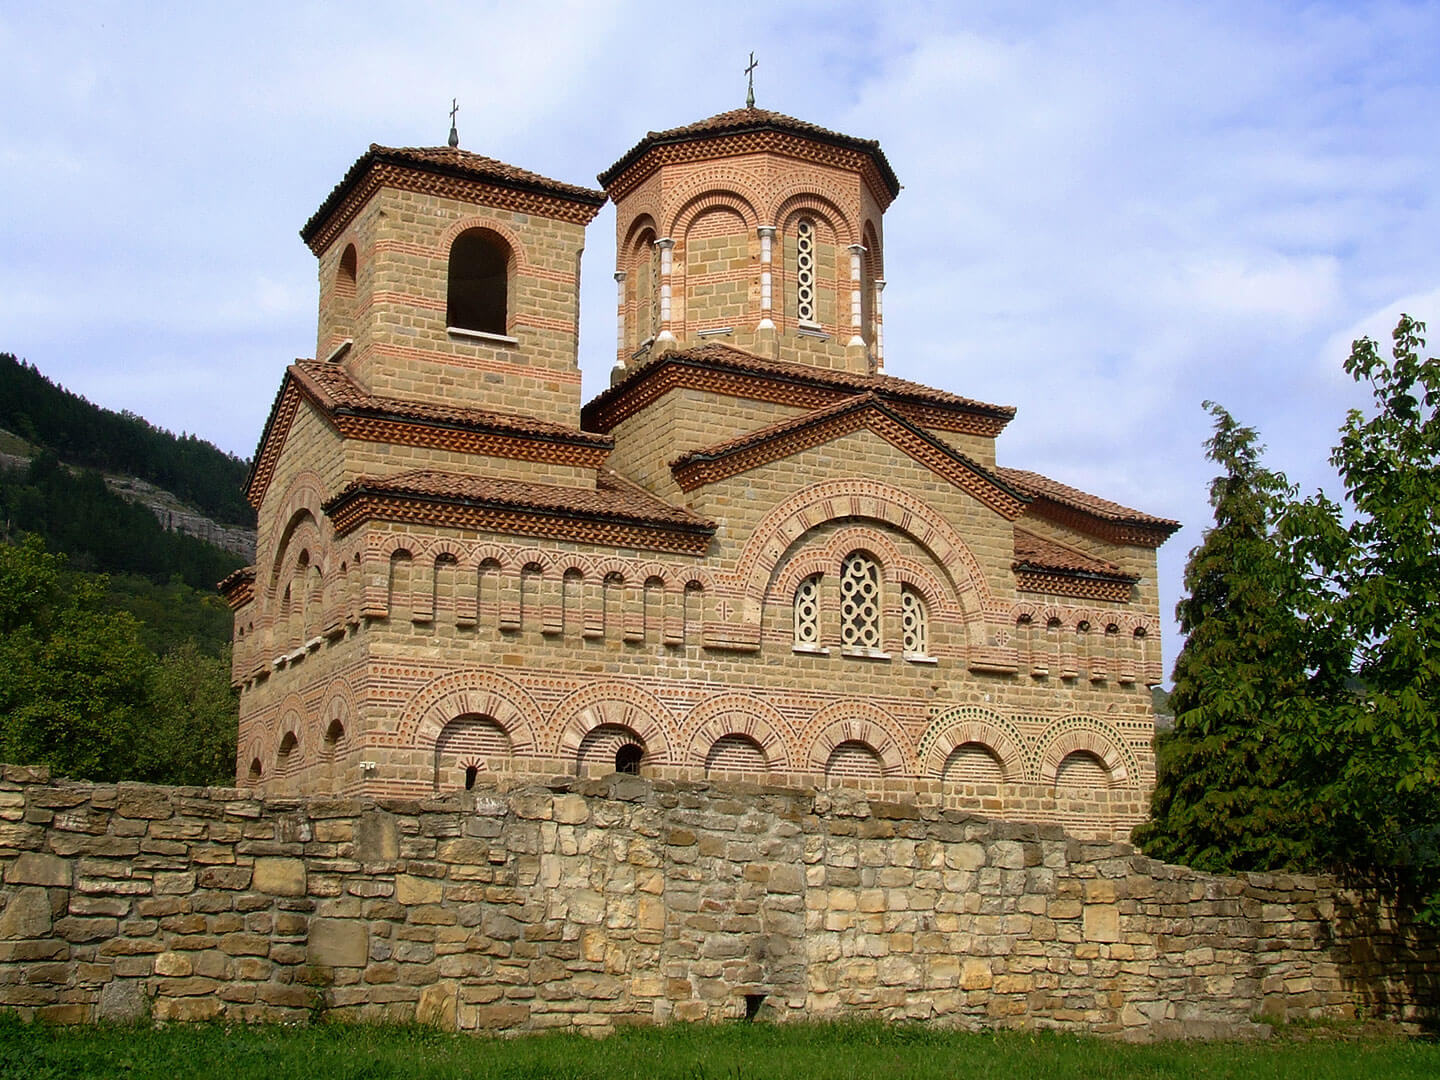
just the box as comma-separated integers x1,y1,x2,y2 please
3,1,1439,677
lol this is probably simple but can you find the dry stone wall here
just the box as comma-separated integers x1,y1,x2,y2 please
0,764,1432,1038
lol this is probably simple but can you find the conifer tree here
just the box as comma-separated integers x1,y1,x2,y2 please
1133,404,1327,870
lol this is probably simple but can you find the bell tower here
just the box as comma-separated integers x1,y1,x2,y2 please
303,142,605,429
598,107,900,379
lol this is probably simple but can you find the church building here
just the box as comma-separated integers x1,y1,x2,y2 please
220,104,1179,840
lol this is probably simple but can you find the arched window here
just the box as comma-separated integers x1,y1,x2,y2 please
577,723,645,777
794,218,817,325
793,574,821,647
825,739,883,780
248,758,263,782
447,229,511,336
332,243,358,339
706,734,768,775
434,714,512,791
324,718,346,750
1055,750,1112,790
277,731,299,773
900,586,927,656
943,742,1004,784
839,552,881,650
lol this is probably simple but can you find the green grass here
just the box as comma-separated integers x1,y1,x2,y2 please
1,1017,1436,1080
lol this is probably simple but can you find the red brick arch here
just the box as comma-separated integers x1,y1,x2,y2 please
399,669,542,755
734,480,993,648
917,705,1028,782
802,700,912,776
550,682,673,763
1034,716,1139,786
680,693,794,771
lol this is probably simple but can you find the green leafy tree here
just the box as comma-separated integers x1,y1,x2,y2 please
0,536,239,785
1282,314,1440,912
140,641,238,786
1134,404,1333,870
0,536,156,779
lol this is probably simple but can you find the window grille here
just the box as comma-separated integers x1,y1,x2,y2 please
901,587,927,655
840,553,881,649
794,574,821,645
796,219,816,324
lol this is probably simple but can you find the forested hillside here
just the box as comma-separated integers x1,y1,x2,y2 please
0,352,253,526
0,354,246,784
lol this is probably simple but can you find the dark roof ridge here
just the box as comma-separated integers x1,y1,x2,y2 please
998,467,1180,532
303,144,606,243
1012,526,1134,581
583,342,1015,427
290,360,611,447
324,468,714,533
598,106,900,198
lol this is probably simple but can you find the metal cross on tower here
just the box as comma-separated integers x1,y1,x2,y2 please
448,98,460,148
744,52,758,109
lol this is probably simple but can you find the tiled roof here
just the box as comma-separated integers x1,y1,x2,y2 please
291,360,610,448
302,144,605,242
998,468,1180,533
217,565,256,593
1013,528,1131,579
326,468,713,533
582,343,1014,432
598,107,900,198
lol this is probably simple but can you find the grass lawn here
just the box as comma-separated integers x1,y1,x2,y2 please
1,1016,1436,1080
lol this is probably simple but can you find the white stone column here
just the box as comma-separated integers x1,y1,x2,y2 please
612,271,628,382
873,278,886,374
847,244,867,347
757,226,776,331
656,238,676,343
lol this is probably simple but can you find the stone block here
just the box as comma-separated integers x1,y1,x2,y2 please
6,851,71,887
356,812,399,861
396,875,444,905
0,886,52,939
308,919,369,968
469,1003,530,1029
152,996,222,1022
417,982,458,1029
945,843,986,871
97,979,147,1023
1083,904,1121,943
253,857,307,897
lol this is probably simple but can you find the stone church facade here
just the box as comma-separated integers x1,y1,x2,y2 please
221,108,1178,839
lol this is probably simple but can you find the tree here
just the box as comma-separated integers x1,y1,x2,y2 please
1133,404,1333,871
140,641,238,786
1281,314,1440,913
0,536,239,785
0,536,157,779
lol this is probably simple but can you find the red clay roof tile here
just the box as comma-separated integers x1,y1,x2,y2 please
292,360,610,447
598,107,900,197
582,342,1014,430
302,144,605,243
998,468,1180,532
1012,528,1131,579
325,467,713,533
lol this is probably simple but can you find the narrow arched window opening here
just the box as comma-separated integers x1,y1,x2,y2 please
795,218,817,325
447,229,510,335
615,743,643,775
901,586,928,656
793,574,821,647
840,552,881,650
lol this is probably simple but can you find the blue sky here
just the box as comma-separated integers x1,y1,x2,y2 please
3,1,1438,675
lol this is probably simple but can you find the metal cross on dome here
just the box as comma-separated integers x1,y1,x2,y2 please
448,98,460,148
744,52,758,108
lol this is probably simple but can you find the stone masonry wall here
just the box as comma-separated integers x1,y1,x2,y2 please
1,764,1432,1038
